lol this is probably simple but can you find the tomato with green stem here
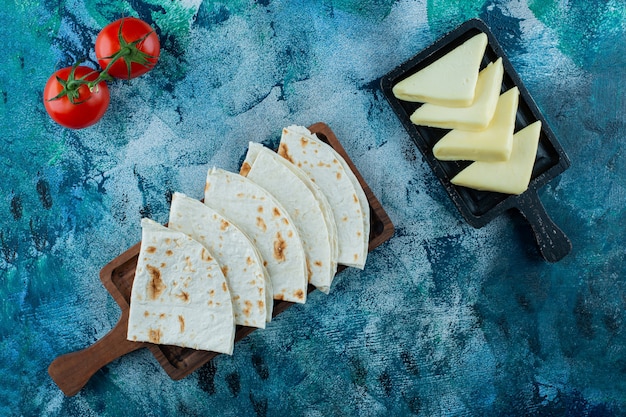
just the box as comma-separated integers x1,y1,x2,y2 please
95,17,160,80
43,65,110,129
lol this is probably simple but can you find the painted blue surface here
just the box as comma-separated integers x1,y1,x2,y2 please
0,0,625,415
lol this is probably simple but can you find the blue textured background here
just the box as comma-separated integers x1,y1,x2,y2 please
1,0,625,416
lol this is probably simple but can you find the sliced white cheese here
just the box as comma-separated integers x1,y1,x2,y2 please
433,86,519,162
410,57,504,131
450,120,542,195
392,32,488,107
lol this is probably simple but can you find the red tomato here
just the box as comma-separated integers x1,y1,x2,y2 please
43,66,110,129
95,17,160,80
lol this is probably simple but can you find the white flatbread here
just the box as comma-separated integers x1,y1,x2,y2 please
168,192,272,328
127,218,235,354
278,126,369,269
241,142,338,294
204,168,308,304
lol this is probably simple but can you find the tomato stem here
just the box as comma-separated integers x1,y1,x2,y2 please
48,18,157,102
48,63,101,104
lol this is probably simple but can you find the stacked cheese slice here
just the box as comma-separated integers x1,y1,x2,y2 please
393,33,541,195
127,126,370,354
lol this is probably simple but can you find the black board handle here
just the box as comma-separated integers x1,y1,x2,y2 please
517,190,571,262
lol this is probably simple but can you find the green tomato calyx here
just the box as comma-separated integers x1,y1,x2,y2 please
99,19,158,79
48,63,102,105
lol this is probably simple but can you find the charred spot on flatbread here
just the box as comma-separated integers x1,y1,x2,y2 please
178,315,185,333
278,142,293,163
243,300,252,317
165,249,174,256
220,219,229,231
146,265,166,300
294,289,305,301
256,217,267,232
273,231,287,262
240,161,252,177
146,246,157,254
221,265,229,277
272,207,281,218
184,256,197,272
148,328,162,344
176,291,190,303
201,248,213,262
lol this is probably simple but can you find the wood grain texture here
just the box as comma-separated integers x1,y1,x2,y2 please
48,122,394,395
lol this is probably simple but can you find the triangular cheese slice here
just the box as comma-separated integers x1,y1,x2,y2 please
392,32,488,107
167,192,272,328
433,86,519,162
450,121,542,194
410,57,504,131
128,218,235,354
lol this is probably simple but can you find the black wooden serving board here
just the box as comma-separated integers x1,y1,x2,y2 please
380,18,571,262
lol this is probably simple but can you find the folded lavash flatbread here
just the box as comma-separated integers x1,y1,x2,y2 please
167,192,272,328
204,167,308,304
240,142,338,294
128,218,235,354
278,125,370,269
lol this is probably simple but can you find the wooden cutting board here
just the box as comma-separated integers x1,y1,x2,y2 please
48,122,395,396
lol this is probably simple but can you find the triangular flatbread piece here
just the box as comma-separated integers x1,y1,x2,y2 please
451,121,542,194
433,86,519,162
168,192,272,328
128,218,235,354
278,126,369,269
241,142,338,294
392,32,488,107
204,168,308,304
410,58,504,131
